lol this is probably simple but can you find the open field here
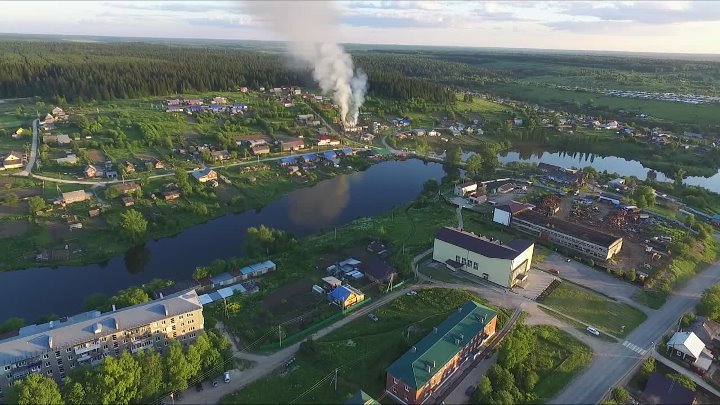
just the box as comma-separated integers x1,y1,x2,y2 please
538,281,647,338
221,288,509,405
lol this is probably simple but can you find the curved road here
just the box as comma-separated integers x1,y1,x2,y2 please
16,119,39,177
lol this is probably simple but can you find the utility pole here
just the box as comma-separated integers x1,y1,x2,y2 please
333,368,338,391
334,227,337,240
279,325,282,347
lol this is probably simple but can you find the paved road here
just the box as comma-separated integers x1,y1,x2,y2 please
174,285,418,405
16,119,39,176
550,260,720,404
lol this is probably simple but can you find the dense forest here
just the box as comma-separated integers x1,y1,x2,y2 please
0,41,453,102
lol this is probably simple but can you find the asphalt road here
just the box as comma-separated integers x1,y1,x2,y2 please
550,260,720,404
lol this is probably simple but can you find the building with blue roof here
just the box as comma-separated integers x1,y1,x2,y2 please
165,106,182,113
279,157,296,166
341,147,354,156
303,154,318,162
186,105,204,113
328,285,365,309
323,151,337,160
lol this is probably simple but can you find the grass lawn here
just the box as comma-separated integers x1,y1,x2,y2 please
418,263,465,283
538,307,618,343
528,325,593,401
632,289,667,310
538,281,647,338
222,288,510,405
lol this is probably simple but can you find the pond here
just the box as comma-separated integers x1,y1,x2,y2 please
0,159,446,323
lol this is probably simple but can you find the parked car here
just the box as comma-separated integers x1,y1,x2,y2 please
586,326,600,336
566,258,571,263
212,380,219,388
405,291,418,296
368,313,379,322
465,385,476,397
224,371,231,383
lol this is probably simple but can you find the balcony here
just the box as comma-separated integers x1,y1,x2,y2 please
74,341,101,355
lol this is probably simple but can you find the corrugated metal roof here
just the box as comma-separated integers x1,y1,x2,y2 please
387,301,497,390
668,331,705,359
435,227,531,260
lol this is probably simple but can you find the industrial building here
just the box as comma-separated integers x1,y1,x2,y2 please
385,301,497,405
432,227,534,288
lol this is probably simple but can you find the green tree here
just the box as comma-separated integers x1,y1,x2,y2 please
641,357,655,375
674,168,686,186
612,387,629,403
104,186,120,200
175,168,192,195
28,196,46,215
422,179,439,195
61,378,86,405
244,225,296,257
697,284,720,321
193,333,223,376
476,375,493,403
165,341,192,393
4,192,19,205
87,352,139,405
498,324,533,369
466,154,484,179
0,317,25,334
445,145,461,166
110,287,150,309
680,312,697,329
135,350,165,402
5,374,63,405
119,209,147,241
488,364,515,392
83,293,110,311
632,185,655,208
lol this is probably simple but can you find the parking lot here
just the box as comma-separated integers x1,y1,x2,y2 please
535,253,646,309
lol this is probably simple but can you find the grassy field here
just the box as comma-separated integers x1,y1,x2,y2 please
538,281,647,338
221,288,509,405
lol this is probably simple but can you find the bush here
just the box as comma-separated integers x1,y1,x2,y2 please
612,387,629,403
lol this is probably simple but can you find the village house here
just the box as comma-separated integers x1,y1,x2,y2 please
433,227,534,288
281,139,305,152
55,154,78,165
42,134,72,145
239,87,249,93
185,99,203,106
362,256,397,284
58,190,91,205
385,301,497,405
51,106,67,120
427,129,440,137
251,144,270,155
121,196,134,207
210,150,230,162
208,104,226,113
165,99,181,106
186,105,204,114
163,190,181,201
165,106,182,113
360,133,375,142
112,182,141,196
229,103,247,115
328,285,365,310
145,159,164,170
454,181,478,197
317,135,341,146
666,331,714,374
191,168,218,183
1,151,23,170
83,165,101,178
122,161,135,174
212,96,227,105
688,316,720,355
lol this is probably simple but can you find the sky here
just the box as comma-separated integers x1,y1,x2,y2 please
2,1,720,54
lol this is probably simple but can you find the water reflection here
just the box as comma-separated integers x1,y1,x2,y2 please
124,244,151,274
287,174,352,228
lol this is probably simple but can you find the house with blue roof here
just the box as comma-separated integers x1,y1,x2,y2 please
279,157,296,166
209,104,226,113
303,154,319,162
328,285,365,310
186,105,204,114
323,150,337,160
165,106,182,113
385,301,497,404
341,147,354,156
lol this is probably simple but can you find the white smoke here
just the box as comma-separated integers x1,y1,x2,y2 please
244,1,367,126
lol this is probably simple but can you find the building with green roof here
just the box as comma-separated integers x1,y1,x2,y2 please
345,390,380,405
385,300,497,405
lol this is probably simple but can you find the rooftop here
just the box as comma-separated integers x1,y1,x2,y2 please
495,201,535,215
668,331,705,359
387,301,497,389
0,291,202,365
435,227,534,260
514,210,622,248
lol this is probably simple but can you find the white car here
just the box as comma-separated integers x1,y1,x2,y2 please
224,371,231,383
586,326,600,336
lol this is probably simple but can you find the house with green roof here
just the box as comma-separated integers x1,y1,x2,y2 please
385,300,497,405
345,390,380,405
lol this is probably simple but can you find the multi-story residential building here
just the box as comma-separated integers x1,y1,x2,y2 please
433,227,535,288
385,301,497,405
0,291,203,397
510,210,623,261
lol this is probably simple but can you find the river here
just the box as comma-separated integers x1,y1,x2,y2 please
489,149,720,193
0,159,445,323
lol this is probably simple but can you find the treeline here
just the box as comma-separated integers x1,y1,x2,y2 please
0,40,456,103
3,331,232,405
0,41,310,100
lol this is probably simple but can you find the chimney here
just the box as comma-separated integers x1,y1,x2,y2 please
460,334,464,341
94,323,102,334
48,335,53,349
457,307,463,313
433,327,438,334
432,360,436,368
455,338,461,345
427,364,432,373
411,346,417,353
162,304,169,316
159,292,164,299
482,314,487,323
114,318,119,330
49,321,54,329
112,304,116,312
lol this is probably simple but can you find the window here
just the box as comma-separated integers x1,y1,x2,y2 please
392,387,397,394
69,364,75,369
155,336,161,341
114,349,120,356
112,335,117,341
66,348,72,353
55,351,61,357
461,258,467,265
43,354,49,359
170,318,175,323
104,345,108,350
164,341,168,346
404,385,409,392
57,360,63,366
68,355,73,360
59,367,64,373
113,342,118,349
473,262,478,270
46,370,53,376
3,366,9,371
190,332,196,338
456,255,460,262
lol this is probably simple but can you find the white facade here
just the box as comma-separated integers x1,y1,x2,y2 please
493,208,511,226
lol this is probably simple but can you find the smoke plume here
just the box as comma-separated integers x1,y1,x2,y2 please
244,1,367,126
